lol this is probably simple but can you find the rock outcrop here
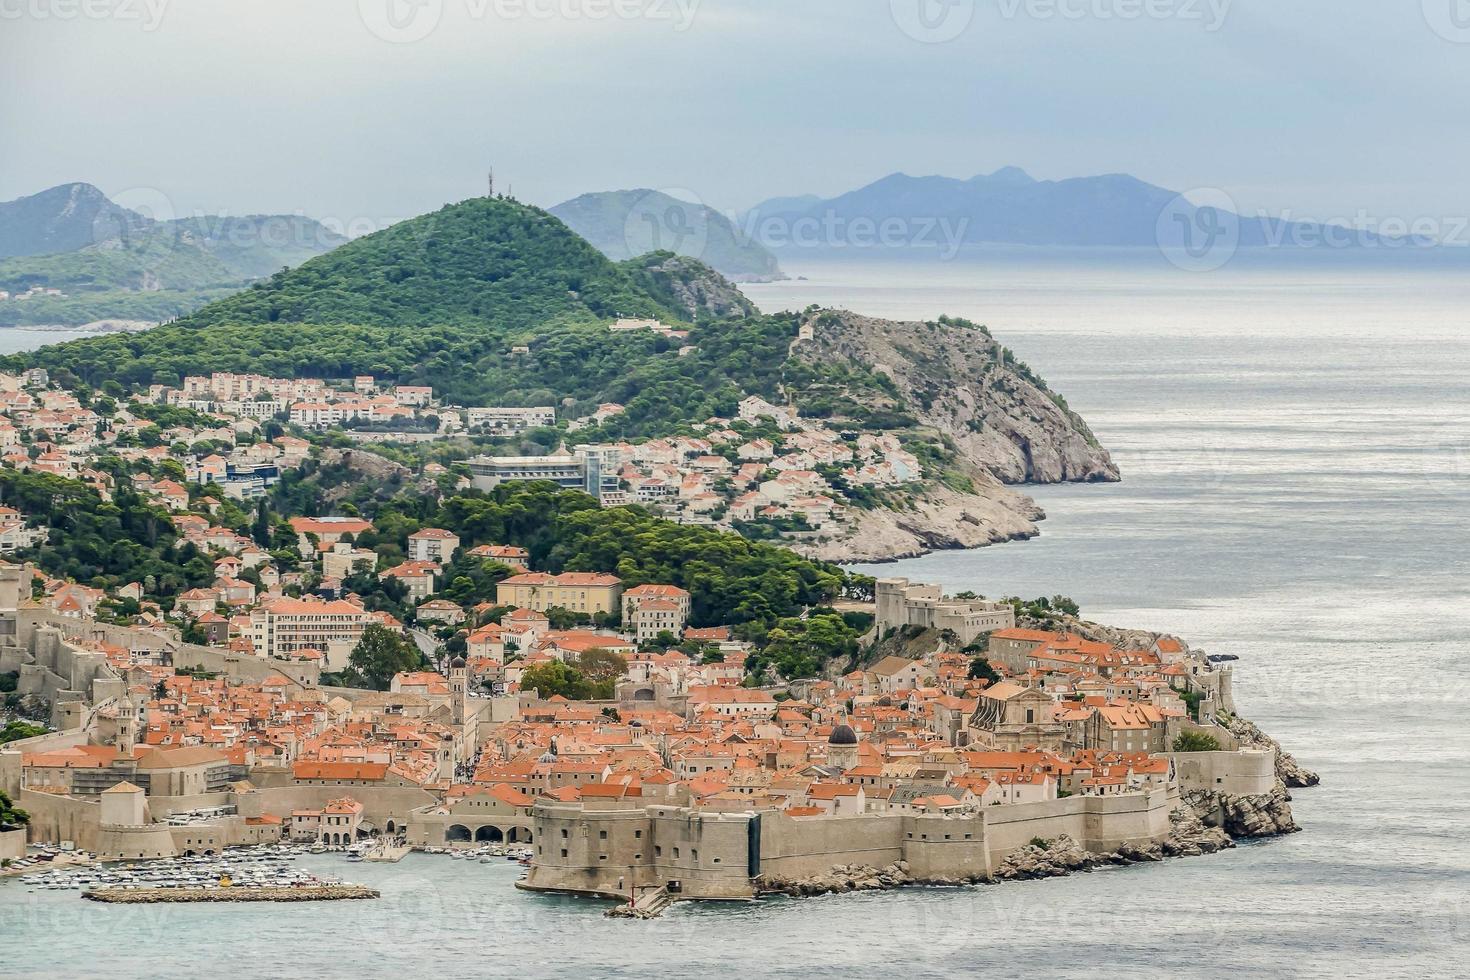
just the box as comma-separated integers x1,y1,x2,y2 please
792,312,1118,485
757,861,929,896
624,252,758,319
1185,787,1299,838
774,310,1119,561
604,903,662,920
315,447,440,505
793,481,1043,563
1222,715,1321,788
991,835,1110,880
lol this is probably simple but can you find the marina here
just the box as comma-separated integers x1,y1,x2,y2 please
5,840,534,900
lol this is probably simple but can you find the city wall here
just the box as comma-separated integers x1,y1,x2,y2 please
980,789,1173,861
521,788,1175,900
242,773,436,833
18,789,100,850
1165,749,1276,797
2,608,319,725
0,727,90,796
2,827,26,861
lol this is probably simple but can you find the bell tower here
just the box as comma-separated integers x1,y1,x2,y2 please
449,655,467,727
116,689,143,758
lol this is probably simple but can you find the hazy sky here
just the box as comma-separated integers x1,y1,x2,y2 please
4,0,1468,231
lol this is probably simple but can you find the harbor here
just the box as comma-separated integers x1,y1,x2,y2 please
4,839,534,902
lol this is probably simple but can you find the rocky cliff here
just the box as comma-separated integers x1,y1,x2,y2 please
620,251,758,320
792,312,1118,484
1183,787,1299,838
779,311,1117,562
1223,715,1322,788
796,481,1044,563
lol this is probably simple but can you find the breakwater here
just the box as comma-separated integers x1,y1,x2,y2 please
82,885,379,903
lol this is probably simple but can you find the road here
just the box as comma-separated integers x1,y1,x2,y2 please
408,627,441,667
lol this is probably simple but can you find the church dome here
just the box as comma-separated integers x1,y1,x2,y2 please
828,723,857,746
449,656,467,670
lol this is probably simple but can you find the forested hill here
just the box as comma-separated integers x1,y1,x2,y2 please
172,196,674,329
0,184,349,327
14,194,1113,498
10,196,797,438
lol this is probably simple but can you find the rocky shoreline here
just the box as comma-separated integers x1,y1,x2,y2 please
794,483,1044,563
754,789,1297,898
1223,715,1321,788
82,885,379,903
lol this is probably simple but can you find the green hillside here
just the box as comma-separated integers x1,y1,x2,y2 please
551,189,784,282
175,197,668,330
14,197,803,435
0,205,348,327
0,225,245,294
0,288,241,328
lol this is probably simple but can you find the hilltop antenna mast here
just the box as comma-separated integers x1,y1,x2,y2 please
487,168,495,198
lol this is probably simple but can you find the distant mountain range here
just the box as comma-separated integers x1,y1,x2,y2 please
743,168,1434,252
0,183,347,327
551,189,784,282
0,182,146,260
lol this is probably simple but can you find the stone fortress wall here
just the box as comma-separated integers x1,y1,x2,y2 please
874,577,1016,647
520,785,1180,900
0,563,320,729
1165,749,1275,796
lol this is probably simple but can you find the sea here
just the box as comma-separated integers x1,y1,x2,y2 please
3,251,1468,978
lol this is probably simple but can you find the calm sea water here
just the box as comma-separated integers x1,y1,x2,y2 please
0,328,94,355
3,258,1467,977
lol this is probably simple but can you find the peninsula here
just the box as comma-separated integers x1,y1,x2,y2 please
0,196,1310,915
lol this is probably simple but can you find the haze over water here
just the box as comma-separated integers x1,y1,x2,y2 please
4,253,1468,977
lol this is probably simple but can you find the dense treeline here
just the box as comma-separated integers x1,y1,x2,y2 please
8,198,814,444
177,197,671,330
449,484,859,627
0,466,216,595
362,482,865,631
17,307,811,447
